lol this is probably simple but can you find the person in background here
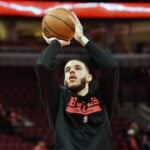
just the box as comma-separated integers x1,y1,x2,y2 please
8,109,34,127
140,133,150,150
32,141,48,150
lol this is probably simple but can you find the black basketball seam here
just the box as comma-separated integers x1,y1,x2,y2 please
44,20,70,40
46,14,74,32
52,8,74,21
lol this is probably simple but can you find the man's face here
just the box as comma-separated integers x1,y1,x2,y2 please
64,60,91,92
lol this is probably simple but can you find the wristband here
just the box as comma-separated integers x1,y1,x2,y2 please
79,36,89,47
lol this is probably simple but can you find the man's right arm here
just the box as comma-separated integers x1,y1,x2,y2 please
35,40,61,127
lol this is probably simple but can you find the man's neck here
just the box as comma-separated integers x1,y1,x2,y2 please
76,84,89,97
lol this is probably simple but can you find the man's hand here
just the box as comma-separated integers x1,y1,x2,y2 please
42,33,71,47
69,12,89,46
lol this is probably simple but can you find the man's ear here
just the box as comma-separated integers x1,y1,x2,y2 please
87,74,92,82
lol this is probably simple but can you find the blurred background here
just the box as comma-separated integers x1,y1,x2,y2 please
0,1,150,150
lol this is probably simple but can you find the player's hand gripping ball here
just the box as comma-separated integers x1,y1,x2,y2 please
42,7,75,41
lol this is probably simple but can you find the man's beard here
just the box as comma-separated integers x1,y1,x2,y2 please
65,77,86,93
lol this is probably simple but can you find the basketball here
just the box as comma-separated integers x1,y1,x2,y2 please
42,8,75,41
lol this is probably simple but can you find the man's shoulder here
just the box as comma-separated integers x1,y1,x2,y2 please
60,85,70,94
60,85,67,90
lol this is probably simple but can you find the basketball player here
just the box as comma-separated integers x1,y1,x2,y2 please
35,12,119,150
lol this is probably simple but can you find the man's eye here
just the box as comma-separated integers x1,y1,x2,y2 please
65,68,70,72
75,67,82,70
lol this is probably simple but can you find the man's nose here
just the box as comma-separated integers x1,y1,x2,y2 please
70,68,75,74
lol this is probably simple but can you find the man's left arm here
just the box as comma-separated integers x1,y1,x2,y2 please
84,39,119,119
69,12,119,119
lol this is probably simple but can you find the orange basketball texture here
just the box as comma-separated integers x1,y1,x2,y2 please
42,8,75,41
